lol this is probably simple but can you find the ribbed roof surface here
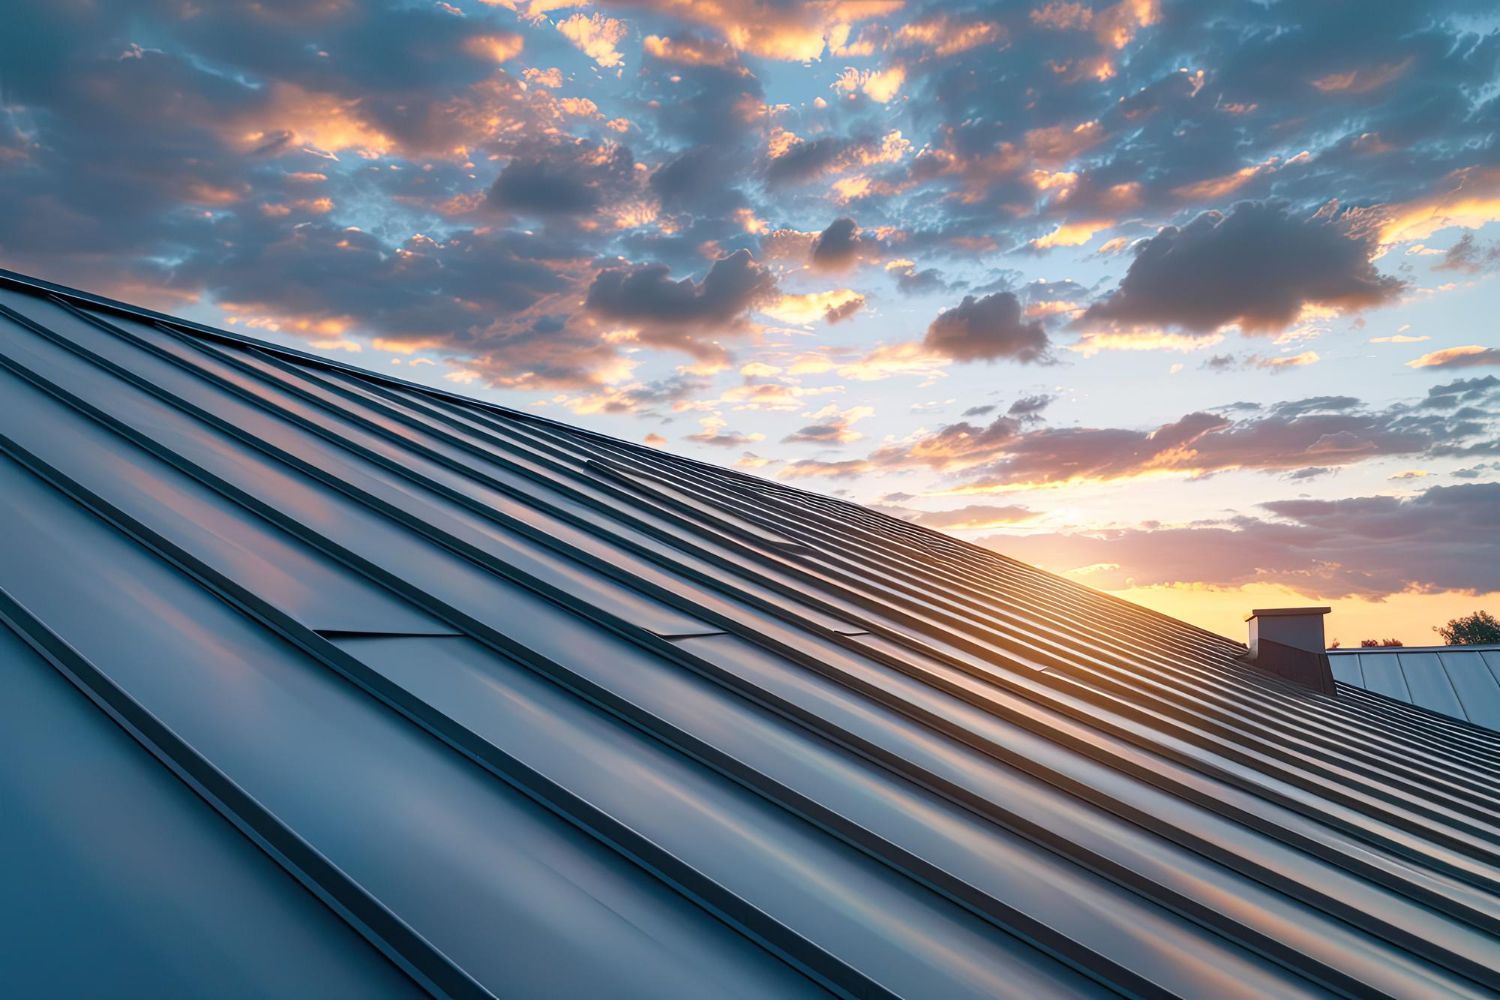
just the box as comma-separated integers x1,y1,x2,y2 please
1,267,1498,999
1330,645,1500,733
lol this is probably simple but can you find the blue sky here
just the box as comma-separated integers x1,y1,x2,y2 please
2,0,1497,640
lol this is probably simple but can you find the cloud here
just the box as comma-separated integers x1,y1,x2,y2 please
887,261,950,295
809,217,865,272
169,223,638,382
463,33,526,65
765,136,850,187
839,388,1496,489
1080,202,1403,335
782,404,873,445
762,128,908,195
1023,120,1107,166
1407,346,1500,370
1378,167,1500,245
488,140,639,217
643,44,764,146
1434,233,1500,275
642,34,740,68
1419,376,1498,410
562,372,711,414
1072,330,1225,357
1170,157,1279,202
4,0,1498,451
606,0,900,62
523,66,565,88
835,341,951,382
951,410,1234,486
1008,394,1054,420
982,483,1500,600
649,146,745,213
584,249,777,357
1254,350,1320,372
1030,2,1097,31
831,65,906,103
759,288,865,325
230,82,398,159
909,504,1040,531
686,414,763,447
556,13,629,68
778,457,875,480
1031,219,1112,250
734,451,780,469
892,15,1003,57
924,292,1051,363
717,378,843,411
1310,58,1414,95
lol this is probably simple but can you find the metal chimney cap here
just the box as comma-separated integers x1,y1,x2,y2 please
1245,606,1330,622
1242,606,1336,693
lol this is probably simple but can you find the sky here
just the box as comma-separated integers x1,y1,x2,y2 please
2,0,1497,645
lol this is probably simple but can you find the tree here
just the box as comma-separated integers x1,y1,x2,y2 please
1435,611,1500,646
1359,638,1404,647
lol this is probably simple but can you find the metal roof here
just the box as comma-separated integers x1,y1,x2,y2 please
1329,645,1500,733
1,266,1498,999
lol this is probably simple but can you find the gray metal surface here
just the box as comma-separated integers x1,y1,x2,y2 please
1,265,1498,999
1330,645,1500,732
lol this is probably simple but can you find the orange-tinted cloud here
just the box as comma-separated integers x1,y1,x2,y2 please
557,12,629,67
1378,167,1500,244
643,34,741,67
759,288,866,325
1172,157,1281,201
1024,119,1106,165
836,341,950,382
911,503,1040,530
687,414,765,446
1070,330,1224,356
1311,57,1413,94
1255,350,1320,371
1406,345,1500,369
893,16,1002,57
824,382,1498,491
228,83,396,159
1031,219,1112,249
462,33,526,64
1030,0,1159,49
783,403,874,445
984,482,1498,600
778,457,876,480
832,65,907,103
612,0,902,61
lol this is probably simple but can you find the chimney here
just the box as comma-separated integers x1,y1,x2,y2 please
1243,607,1335,694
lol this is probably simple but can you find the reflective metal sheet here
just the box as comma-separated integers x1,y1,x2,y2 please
3,267,1500,1000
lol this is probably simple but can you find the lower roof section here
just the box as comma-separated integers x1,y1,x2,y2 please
2,266,1499,998
1330,645,1500,732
